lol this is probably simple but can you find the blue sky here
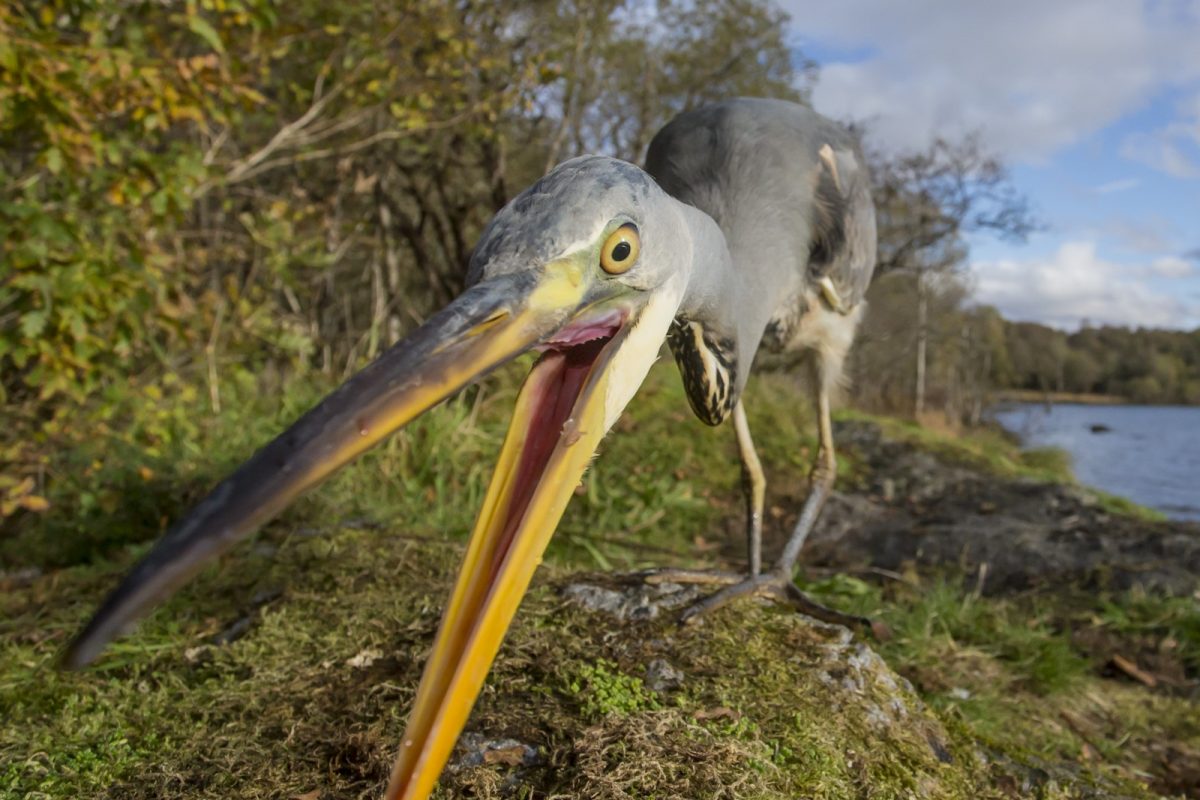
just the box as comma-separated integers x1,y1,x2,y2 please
781,0,1200,330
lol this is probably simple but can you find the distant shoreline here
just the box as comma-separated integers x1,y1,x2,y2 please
990,390,1129,406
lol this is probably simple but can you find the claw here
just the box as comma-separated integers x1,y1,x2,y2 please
624,566,886,639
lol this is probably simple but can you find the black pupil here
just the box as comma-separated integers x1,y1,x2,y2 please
612,241,631,261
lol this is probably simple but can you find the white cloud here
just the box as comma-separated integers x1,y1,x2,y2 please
1101,216,1180,255
1093,178,1140,194
1151,255,1195,277
972,241,1197,328
790,3,1200,326
1119,92,1200,178
786,0,1200,160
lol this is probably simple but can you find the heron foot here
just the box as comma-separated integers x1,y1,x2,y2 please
621,568,889,639
676,571,890,639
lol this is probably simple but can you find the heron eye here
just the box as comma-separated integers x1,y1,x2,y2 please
600,224,640,275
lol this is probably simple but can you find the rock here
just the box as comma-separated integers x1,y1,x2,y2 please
345,648,383,669
644,658,684,692
812,419,1200,596
807,491,886,551
449,733,539,772
0,567,42,591
561,580,705,621
809,620,919,731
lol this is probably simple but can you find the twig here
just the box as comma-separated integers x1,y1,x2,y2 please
1110,654,1158,688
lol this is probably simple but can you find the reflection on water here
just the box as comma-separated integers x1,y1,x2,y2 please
990,403,1200,521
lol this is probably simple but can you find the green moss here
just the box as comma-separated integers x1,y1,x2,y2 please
1019,446,1073,478
838,409,1076,484
1092,490,1168,522
566,659,660,719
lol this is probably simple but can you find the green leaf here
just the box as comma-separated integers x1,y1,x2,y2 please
187,15,225,54
44,147,63,175
149,190,169,215
20,311,48,339
0,41,17,72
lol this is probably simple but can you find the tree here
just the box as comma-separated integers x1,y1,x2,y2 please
529,0,809,167
862,134,1037,417
1,0,809,518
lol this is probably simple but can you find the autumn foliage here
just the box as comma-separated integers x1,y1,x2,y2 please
0,0,801,518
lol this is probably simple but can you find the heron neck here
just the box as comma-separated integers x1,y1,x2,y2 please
674,201,738,342
676,201,739,321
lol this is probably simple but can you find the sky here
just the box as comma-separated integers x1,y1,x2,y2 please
780,0,1200,330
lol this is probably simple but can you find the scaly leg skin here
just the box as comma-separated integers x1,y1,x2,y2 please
668,388,889,640
735,399,766,578
635,401,765,589
677,571,881,637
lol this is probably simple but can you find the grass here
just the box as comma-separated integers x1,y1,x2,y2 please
1,360,1195,799
1092,491,1170,522
843,408,1168,521
800,573,1199,795
842,409,1077,484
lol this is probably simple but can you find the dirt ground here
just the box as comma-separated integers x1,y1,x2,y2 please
800,420,1200,597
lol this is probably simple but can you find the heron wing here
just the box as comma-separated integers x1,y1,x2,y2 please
645,98,876,341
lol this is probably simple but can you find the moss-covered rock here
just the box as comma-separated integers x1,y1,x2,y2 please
2,368,1196,799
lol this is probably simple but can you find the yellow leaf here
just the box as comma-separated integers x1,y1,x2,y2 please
19,495,50,512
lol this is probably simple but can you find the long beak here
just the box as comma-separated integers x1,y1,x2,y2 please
384,306,635,799
63,260,609,670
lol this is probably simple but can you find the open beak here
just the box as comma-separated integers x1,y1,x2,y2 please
64,256,651,799
383,292,634,800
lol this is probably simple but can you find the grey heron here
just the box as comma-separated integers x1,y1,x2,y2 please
63,98,878,800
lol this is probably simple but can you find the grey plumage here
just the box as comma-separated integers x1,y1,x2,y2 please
648,98,875,314
648,98,876,414
467,157,660,285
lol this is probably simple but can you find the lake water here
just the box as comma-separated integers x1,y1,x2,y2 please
990,403,1200,521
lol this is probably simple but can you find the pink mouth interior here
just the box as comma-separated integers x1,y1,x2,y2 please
486,317,623,581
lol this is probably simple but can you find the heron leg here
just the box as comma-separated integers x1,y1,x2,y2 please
675,572,877,632
775,377,837,573
733,400,766,577
626,384,884,638
662,367,887,639
632,400,763,586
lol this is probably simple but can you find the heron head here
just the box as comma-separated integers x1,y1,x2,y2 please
460,154,691,432
65,156,691,800
470,155,688,293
